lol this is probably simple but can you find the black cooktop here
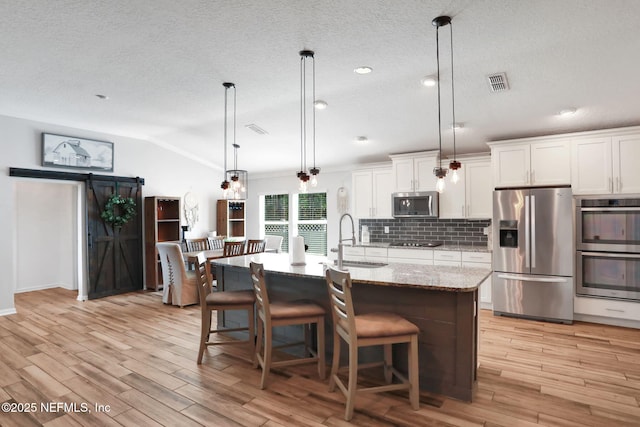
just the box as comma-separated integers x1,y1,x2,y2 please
390,241,443,248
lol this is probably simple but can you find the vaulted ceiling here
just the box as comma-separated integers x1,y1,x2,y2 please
2,0,640,174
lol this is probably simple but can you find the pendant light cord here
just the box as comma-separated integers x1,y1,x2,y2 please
300,55,306,173
223,85,229,177
436,24,443,170
233,85,237,170
312,54,316,170
449,22,457,162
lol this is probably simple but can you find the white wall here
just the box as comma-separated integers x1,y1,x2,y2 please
16,181,76,292
0,114,224,315
246,169,353,260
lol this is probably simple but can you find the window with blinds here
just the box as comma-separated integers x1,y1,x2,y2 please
264,194,289,252
297,193,327,255
261,192,327,255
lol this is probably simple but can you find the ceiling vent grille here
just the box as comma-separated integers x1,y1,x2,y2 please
245,123,268,135
487,72,509,92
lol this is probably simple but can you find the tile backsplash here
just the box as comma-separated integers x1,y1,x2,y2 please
358,218,491,248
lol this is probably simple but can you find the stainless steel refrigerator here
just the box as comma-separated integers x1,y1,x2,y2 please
492,186,574,323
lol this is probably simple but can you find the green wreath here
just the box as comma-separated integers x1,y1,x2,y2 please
101,194,136,227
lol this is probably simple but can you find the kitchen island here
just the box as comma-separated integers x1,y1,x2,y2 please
211,252,491,401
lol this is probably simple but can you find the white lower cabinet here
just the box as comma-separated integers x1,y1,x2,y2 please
433,251,462,267
461,251,492,309
387,248,434,265
365,247,388,263
574,296,640,325
342,246,365,262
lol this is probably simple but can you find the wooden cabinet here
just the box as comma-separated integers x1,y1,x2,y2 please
217,200,246,238
439,156,492,219
352,166,393,218
390,152,439,192
572,133,640,195
489,139,571,188
144,197,181,290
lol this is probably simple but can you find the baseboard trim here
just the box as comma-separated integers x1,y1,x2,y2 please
0,307,17,317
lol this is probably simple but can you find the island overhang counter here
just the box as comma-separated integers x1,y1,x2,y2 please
211,252,491,402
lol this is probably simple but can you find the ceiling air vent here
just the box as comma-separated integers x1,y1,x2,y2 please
245,123,268,135
487,72,509,92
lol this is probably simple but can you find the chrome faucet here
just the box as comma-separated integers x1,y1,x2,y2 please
331,213,356,270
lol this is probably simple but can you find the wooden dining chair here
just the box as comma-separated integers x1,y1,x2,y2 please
185,237,209,252
195,252,256,364
325,266,420,421
245,239,266,254
156,242,200,307
250,261,326,389
207,236,225,249
223,240,245,257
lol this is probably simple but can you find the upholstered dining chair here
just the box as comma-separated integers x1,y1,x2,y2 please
156,242,199,307
223,240,245,257
264,235,284,253
325,266,420,421
195,252,256,364
245,239,266,254
250,261,326,389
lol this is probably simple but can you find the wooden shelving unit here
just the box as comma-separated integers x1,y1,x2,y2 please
144,196,181,290
217,199,245,239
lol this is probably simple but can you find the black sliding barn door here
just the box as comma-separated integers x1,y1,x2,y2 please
86,177,143,299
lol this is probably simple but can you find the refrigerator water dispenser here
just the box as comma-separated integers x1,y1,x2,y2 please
499,220,518,248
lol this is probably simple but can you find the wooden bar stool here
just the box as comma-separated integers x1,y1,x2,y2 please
249,261,326,389
325,266,420,421
195,252,256,364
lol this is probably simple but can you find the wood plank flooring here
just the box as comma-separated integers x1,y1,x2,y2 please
1,288,639,426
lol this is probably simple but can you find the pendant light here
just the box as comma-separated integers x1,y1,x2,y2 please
219,82,247,200
432,15,462,193
296,50,320,192
226,142,247,199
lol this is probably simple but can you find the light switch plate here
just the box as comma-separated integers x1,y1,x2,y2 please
384,226,389,233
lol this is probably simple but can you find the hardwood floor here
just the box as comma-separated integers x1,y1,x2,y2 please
1,288,640,426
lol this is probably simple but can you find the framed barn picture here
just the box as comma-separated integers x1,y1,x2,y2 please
42,133,114,172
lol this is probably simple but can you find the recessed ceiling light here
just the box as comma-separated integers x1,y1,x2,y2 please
355,136,369,144
314,100,328,110
420,76,437,87
558,108,577,117
354,66,372,75
95,94,109,100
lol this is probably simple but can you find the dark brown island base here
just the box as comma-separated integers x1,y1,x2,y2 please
211,252,491,402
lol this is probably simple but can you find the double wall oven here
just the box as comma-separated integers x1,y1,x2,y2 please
576,196,640,301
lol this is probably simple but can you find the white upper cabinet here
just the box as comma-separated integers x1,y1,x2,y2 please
390,152,439,192
489,140,571,188
439,156,492,219
572,133,640,195
352,166,393,218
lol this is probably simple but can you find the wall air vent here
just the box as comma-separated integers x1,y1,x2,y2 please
487,72,509,92
245,123,268,135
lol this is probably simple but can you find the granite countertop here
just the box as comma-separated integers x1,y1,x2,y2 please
211,252,491,292
352,242,491,253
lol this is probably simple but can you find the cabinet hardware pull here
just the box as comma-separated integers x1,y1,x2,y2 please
605,308,625,313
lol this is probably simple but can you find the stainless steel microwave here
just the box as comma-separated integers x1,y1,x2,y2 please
392,191,439,218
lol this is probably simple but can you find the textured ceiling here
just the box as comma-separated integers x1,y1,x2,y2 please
2,0,640,175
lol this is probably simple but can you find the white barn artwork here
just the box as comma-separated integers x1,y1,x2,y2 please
42,133,113,171
52,140,91,167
